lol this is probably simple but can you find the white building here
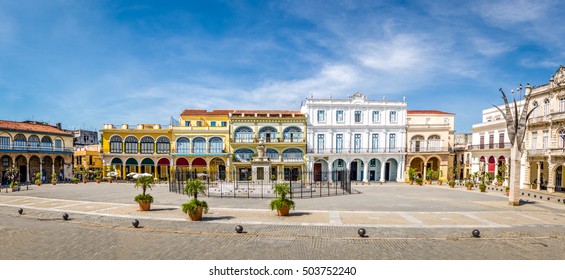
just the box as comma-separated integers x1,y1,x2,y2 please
470,100,524,183
300,93,407,182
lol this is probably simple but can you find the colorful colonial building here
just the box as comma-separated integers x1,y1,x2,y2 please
406,110,455,181
229,110,307,181
100,124,173,180
0,120,74,183
171,110,231,180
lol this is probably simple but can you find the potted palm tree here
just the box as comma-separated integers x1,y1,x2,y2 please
51,173,57,185
270,183,295,216
448,180,456,188
408,167,415,185
182,179,208,221
465,181,474,190
479,183,486,192
426,169,433,184
134,175,155,211
415,177,424,186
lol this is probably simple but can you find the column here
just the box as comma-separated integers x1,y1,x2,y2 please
363,160,369,182
547,163,555,193
536,162,541,191
52,162,55,179
380,161,386,182
26,161,30,182
494,161,499,183
328,162,333,183
39,161,43,182
397,158,404,182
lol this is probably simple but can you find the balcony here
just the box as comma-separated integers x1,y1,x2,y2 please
408,147,450,153
528,115,549,125
282,153,304,162
231,136,305,143
468,142,511,150
527,149,546,157
307,147,406,154
0,145,73,154
551,110,565,122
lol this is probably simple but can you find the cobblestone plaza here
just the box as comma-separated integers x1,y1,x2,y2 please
1,182,565,260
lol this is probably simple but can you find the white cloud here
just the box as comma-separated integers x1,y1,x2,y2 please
471,36,515,57
474,0,555,25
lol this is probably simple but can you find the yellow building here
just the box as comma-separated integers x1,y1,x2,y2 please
171,110,231,180
406,110,455,181
100,124,173,180
73,145,103,173
229,110,307,181
0,120,74,183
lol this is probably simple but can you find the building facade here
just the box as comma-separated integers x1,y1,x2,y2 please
229,110,307,181
69,129,99,148
453,133,472,180
406,110,455,181
0,120,74,183
100,124,173,180
301,93,407,182
523,65,565,193
172,110,231,181
73,145,103,174
469,102,518,184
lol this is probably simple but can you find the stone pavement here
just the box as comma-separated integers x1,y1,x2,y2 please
1,182,565,259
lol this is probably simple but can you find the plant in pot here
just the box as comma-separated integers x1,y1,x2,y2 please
448,180,456,188
51,173,57,185
408,167,415,185
72,178,79,184
505,186,510,196
270,183,295,216
426,169,433,184
479,183,486,192
134,175,155,211
10,181,19,192
182,179,208,221
35,172,42,186
415,177,424,186
465,181,474,190
437,170,444,185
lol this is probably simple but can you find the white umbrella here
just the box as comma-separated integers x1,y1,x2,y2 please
108,171,118,177
127,172,138,177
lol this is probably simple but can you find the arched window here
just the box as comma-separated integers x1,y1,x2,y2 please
13,134,26,147
192,137,206,154
266,148,279,161
28,135,40,148
124,136,138,154
410,135,424,152
156,137,170,154
282,148,303,162
283,126,302,142
110,136,123,153
259,127,278,142
176,137,190,154
209,137,223,153
428,135,441,152
234,127,253,143
234,148,254,162
140,136,154,154
41,136,52,150
544,98,550,116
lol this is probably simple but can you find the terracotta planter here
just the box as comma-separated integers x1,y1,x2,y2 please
449,184,455,188
188,206,203,221
138,200,151,211
466,185,473,190
276,205,290,216
505,190,509,196
438,181,443,186
480,188,486,192
96,180,101,184
409,181,413,185
52,181,56,185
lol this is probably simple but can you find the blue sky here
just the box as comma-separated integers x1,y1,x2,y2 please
1,0,564,133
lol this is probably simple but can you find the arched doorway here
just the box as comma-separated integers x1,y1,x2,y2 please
209,158,226,181
28,156,39,182
488,156,496,177
385,158,398,181
1,155,13,184
556,166,563,192
332,159,346,181
43,156,53,181
157,158,170,180
350,158,364,181
192,157,207,179
140,158,155,175
110,158,123,179
125,158,138,174
409,157,425,178
313,159,328,181
54,156,65,180
368,158,381,181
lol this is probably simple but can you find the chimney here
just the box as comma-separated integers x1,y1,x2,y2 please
56,123,62,130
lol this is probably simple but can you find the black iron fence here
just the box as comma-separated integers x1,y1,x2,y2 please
169,170,351,199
